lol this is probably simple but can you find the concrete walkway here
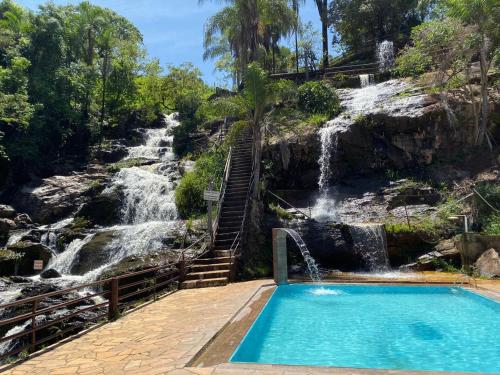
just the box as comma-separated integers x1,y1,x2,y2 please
1,280,271,375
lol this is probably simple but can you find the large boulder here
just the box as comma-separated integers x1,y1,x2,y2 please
40,268,61,279
400,238,461,271
6,241,52,276
474,248,500,278
0,205,16,219
13,171,107,224
70,231,116,275
75,189,122,226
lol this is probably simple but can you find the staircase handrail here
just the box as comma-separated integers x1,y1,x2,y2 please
267,190,313,220
177,233,210,263
228,168,255,280
212,146,233,239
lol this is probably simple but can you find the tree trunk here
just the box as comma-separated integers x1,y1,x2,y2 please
315,0,329,69
476,40,489,146
294,4,300,73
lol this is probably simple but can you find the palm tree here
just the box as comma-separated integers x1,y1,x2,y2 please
314,0,329,69
201,0,295,79
290,0,305,73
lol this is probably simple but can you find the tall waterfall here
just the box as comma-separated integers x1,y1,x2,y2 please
349,224,390,272
377,40,394,72
46,114,181,282
281,228,321,282
313,80,426,222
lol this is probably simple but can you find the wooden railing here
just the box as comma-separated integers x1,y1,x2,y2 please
0,239,210,362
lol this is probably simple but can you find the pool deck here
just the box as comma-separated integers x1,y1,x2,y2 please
1,274,498,375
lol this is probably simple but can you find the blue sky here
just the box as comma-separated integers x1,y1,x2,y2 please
16,0,329,86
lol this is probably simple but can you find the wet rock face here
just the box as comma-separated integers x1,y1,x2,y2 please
40,268,61,279
70,231,117,275
12,170,108,224
0,218,16,243
75,189,122,226
264,130,321,190
474,248,500,278
0,204,16,219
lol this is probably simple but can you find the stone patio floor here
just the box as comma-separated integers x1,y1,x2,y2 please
1,275,498,375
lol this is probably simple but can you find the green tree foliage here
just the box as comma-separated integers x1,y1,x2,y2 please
201,0,295,83
297,81,340,116
0,0,34,133
443,0,500,146
0,0,160,177
329,0,432,56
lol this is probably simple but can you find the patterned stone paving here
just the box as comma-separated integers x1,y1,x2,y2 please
0,280,272,375
1,275,498,375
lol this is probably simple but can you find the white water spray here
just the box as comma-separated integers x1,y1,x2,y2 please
349,223,390,272
377,40,394,72
359,74,375,88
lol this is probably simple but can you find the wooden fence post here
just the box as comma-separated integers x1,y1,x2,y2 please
108,278,119,321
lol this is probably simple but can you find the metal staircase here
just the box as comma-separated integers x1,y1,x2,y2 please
181,127,253,289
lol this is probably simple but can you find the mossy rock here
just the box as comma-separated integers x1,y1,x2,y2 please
6,241,52,276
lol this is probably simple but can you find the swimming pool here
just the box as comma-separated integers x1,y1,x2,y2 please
231,284,500,373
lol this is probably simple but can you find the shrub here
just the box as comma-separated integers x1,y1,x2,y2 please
483,215,500,235
175,172,205,218
269,79,298,106
175,147,227,218
297,81,340,117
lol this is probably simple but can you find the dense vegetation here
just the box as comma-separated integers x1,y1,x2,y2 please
0,0,213,186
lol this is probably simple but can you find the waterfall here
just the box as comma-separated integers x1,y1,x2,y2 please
359,74,374,88
43,113,181,282
281,228,321,282
349,224,390,272
313,80,427,222
47,234,95,275
377,40,394,72
112,167,177,224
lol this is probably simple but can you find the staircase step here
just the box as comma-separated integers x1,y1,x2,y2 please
217,226,241,233
186,270,230,280
215,231,239,238
190,263,231,272
214,250,231,257
193,256,230,264
180,277,228,289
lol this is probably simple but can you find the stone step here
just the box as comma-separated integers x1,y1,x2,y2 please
180,277,228,289
217,226,241,233
189,263,231,272
214,250,231,257
192,256,230,264
186,270,230,280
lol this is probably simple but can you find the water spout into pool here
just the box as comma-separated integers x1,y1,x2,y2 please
281,228,321,282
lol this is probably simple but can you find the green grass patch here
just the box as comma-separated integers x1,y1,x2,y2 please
268,203,293,220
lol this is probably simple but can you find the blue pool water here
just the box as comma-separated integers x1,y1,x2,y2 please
231,284,500,373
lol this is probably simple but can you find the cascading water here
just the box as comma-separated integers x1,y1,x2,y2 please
377,40,394,72
44,113,182,283
359,74,374,88
313,80,427,223
349,224,390,272
281,228,321,282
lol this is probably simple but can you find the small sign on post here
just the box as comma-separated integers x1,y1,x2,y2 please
33,260,44,271
204,182,220,246
203,190,220,202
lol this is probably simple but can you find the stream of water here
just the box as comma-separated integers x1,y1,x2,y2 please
281,228,321,282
